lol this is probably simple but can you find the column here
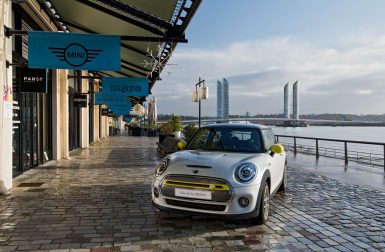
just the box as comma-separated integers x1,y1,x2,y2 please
0,0,13,191
80,70,89,148
93,82,100,142
52,69,69,160
60,70,69,158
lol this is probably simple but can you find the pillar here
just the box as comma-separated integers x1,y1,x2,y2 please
0,0,13,191
80,70,89,148
52,69,69,160
93,82,100,142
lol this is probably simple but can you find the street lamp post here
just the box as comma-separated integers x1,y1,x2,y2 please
192,77,208,128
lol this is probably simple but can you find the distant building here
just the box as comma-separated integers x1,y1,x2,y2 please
223,78,229,118
284,83,290,119
293,81,299,120
217,80,223,118
217,78,230,119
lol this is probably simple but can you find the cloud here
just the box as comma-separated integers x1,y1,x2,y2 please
152,35,385,116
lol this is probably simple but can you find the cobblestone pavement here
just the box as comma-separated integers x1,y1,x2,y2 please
1,136,385,252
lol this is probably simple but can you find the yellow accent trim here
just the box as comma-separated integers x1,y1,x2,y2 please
163,179,230,191
178,141,187,150
271,144,284,154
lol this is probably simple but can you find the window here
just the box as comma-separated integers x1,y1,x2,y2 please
261,129,276,151
187,127,263,153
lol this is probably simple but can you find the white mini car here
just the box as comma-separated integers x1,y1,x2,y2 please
152,124,287,224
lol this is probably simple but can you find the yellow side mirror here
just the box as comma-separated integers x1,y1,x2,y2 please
178,141,187,150
271,144,284,154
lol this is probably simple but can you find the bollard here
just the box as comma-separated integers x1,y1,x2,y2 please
344,142,348,165
316,139,319,159
294,137,297,155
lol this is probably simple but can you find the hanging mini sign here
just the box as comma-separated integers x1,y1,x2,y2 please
28,31,120,70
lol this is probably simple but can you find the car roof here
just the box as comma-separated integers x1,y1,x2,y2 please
201,123,270,130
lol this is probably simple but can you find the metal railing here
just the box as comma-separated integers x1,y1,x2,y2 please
275,135,385,170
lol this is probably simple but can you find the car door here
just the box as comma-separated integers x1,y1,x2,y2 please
261,129,285,193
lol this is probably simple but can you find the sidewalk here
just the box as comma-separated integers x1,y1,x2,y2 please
286,152,385,192
0,135,384,252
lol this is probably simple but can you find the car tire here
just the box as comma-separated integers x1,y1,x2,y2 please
278,163,288,192
254,182,270,225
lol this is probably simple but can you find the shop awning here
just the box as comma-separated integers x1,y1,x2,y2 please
36,0,201,101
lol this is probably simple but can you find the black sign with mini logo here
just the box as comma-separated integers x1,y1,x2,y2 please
19,68,47,93
73,94,88,108
101,108,109,116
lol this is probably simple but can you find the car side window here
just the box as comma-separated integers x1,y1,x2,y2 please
261,129,276,151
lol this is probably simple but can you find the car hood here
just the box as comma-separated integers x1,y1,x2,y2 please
164,150,266,184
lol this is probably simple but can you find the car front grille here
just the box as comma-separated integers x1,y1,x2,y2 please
166,199,226,212
160,175,232,202
163,179,230,190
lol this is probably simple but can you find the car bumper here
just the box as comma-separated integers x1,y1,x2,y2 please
152,178,261,218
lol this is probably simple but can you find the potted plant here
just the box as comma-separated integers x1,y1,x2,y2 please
131,121,142,136
183,123,198,141
147,123,158,137
170,115,182,138
159,122,174,143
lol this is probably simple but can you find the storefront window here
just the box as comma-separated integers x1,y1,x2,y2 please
11,5,53,177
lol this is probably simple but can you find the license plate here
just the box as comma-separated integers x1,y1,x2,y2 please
175,188,212,200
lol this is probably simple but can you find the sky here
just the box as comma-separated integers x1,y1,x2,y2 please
151,0,385,117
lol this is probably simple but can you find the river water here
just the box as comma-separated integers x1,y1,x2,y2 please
272,126,385,143
271,126,385,158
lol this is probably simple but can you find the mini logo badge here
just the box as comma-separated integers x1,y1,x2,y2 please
193,170,199,174
48,43,103,67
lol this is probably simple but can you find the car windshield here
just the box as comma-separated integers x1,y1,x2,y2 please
186,127,263,153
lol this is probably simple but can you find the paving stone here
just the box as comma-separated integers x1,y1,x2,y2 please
16,244,41,251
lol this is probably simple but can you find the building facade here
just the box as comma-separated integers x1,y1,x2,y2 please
0,0,112,191
0,0,199,193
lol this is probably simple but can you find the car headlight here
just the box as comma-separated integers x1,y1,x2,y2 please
155,158,169,177
235,163,257,183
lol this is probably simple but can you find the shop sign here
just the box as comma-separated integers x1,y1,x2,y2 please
101,108,110,116
123,116,132,123
73,93,87,108
102,77,148,97
19,68,47,93
28,31,120,70
108,105,131,116
94,93,132,106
